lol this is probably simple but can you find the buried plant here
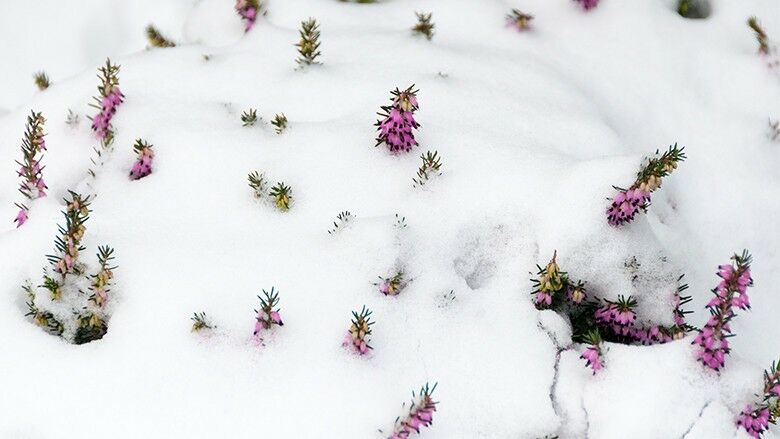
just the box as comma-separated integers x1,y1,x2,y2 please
89,59,124,145
388,383,438,439
375,85,420,153
14,111,48,227
342,305,374,355
253,287,284,340
129,139,155,180
24,191,117,344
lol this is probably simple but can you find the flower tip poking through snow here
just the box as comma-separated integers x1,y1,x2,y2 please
389,383,438,439
253,287,283,339
574,0,599,10
269,182,292,211
375,85,420,153
377,272,405,296
89,59,124,144
738,359,780,438
411,12,434,40
295,18,322,66
191,312,215,332
693,250,753,371
235,0,261,32
14,206,28,227
506,9,534,31
129,139,154,180
33,71,50,91
14,111,47,225
581,331,603,374
342,305,374,355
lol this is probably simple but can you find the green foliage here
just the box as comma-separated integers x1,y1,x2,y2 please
269,182,292,211
296,18,322,66
748,16,770,54
506,9,533,30
191,312,215,332
328,211,353,234
412,150,442,187
248,171,267,198
145,24,176,48
241,108,258,127
33,71,50,90
412,12,434,40
272,113,288,134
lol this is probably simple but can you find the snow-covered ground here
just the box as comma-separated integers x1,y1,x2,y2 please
1,0,779,438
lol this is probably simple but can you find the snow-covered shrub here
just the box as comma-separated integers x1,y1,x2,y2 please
24,191,117,344
253,287,284,340
376,271,406,296
14,110,47,227
375,85,420,153
342,305,374,355
191,312,215,332
748,16,770,55
388,383,438,439
506,9,534,31
129,139,154,180
241,108,258,126
33,71,50,91
574,0,599,11
272,113,288,134
89,59,124,145
738,360,780,438
412,150,442,187
145,24,176,48
606,143,685,227
693,250,753,371
235,0,262,32
295,18,322,66
411,12,434,40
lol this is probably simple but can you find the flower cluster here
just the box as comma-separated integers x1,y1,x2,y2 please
376,85,420,153
49,191,91,277
748,16,770,55
129,139,154,180
738,359,780,438
412,12,434,40
236,0,262,32
412,150,442,187
574,0,599,10
606,143,685,226
531,251,586,309
295,18,322,66
693,251,753,371
253,287,284,339
595,295,637,339
580,331,603,374
146,24,176,48
90,59,124,144
377,272,406,296
506,9,534,31
342,306,374,355
34,71,50,91
14,111,47,227
389,383,438,439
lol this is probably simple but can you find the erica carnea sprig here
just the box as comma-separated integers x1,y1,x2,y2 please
594,295,637,340
129,139,154,180
506,9,534,31
146,24,176,48
33,71,50,91
412,150,442,187
25,191,117,344
748,16,770,55
248,171,267,197
191,312,215,332
14,111,48,227
295,18,322,66
738,360,780,438
272,113,288,134
531,251,586,309
88,246,116,308
693,250,753,371
412,12,434,40
328,211,354,234
606,143,685,227
574,0,599,10
376,271,406,296
89,59,124,145
253,287,284,338
342,306,374,355
389,383,438,439
241,108,258,127
269,182,292,211
236,0,262,32
580,331,603,374
376,85,420,153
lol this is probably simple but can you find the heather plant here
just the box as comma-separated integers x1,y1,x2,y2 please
506,9,534,31
191,312,215,332
241,108,258,126
14,111,47,227
580,331,603,374
389,383,438,439
693,250,753,371
738,360,780,438
342,306,374,355
33,71,50,91
236,0,262,32
412,150,442,187
129,139,154,180
253,287,284,339
89,59,124,145
24,191,117,344
327,211,354,234
748,16,770,55
146,24,176,48
269,182,292,211
272,113,288,134
248,171,267,198
606,143,685,227
295,18,322,66
574,0,599,10
376,85,420,153
412,12,434,40
376,271,406,296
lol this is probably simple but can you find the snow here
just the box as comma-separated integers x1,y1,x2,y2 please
1,0,780,437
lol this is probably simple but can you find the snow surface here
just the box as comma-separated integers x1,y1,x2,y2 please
1,0,780,438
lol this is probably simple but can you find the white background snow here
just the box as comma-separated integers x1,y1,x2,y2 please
1,0,779,438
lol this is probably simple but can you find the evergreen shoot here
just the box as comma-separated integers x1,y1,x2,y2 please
269,182,292,211
412,12,434,40
33,71,50,90
272,113,288,134
295,18,322,66
146,24,176,48
241,108,258,127
412,150,442,187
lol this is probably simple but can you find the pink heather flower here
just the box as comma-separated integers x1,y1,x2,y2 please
535,290,553,307
390,383,437,439
343,306,373,356
376,86,420,154
90,61,124,142
581,345,602,373
606,188,650,226
575,0,599,10
129,140,154,180
253,287,283,339
235,0,260,32
14,207,28,227
595,296,637,338
738,405,770,438
14,111,47,225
